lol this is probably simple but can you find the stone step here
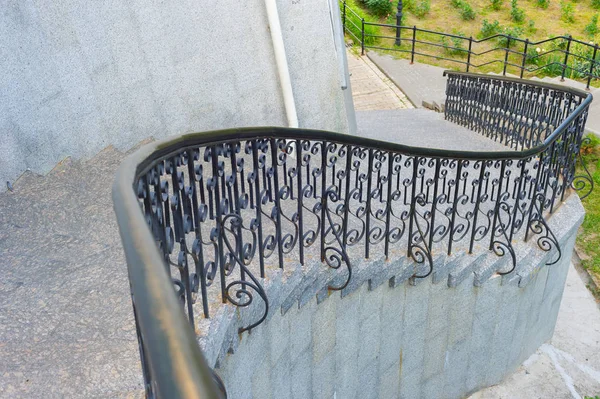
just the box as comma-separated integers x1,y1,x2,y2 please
356,109,510,153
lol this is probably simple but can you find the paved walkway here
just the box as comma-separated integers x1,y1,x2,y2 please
347,49,413,111
367,50,600,137
470,263,600,399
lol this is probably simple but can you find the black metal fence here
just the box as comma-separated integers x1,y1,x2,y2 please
113,72,593,398
342,1,600,89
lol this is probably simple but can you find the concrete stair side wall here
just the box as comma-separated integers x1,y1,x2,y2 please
1,0,350,189
197,194,584,399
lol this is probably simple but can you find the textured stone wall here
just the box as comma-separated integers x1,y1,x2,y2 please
1,0,349,187
198,194,584,399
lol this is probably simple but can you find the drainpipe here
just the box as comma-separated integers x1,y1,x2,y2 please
265,0,299,128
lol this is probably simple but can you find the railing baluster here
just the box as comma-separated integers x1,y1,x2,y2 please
251,141,266,278
411,26,416,64
270,139,284,269
587,44,598,90
466,36,473,72
343,145,353,249
320,141,328,262
520,39,529,79
210,146,227,304
384,151,393,258
361,18,365,55
561,35,572,81
365,149,374,259
503,36,511,76
447,160,462,255
296,139,305,265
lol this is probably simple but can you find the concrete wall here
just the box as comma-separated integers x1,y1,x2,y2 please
198,194,585,399
1,0,350,186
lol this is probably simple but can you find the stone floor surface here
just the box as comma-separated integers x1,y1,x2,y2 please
366,50,600,138
0,49,599,399
346,49,413,111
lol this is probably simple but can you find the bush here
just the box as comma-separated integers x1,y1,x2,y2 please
364,0,394,17
537,0,550,8
498,26,524,47
511,0,525,22
585,14,599,37
480,19,502,37
490,0,503,10
459,1,477,20
451,0,462,7
561,1,575,23
412,0,431,18
440,31,469,56
528,19,537,33
341,4,381,46
593,0,600,10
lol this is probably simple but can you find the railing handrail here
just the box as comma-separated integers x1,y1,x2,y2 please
113,157,224,399
113,71,592,399
126,73,590,177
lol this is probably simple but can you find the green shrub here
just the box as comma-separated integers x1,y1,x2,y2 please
459,1,477,20
528,19,537,33
364,0,394,17
511,0,525,22
593,0,600,10
498,26,524,47
441,31,469,56
490,0,503,10
341,4,381,46
451,0,462,7
412,0,431,18
537,0,550,8
585,14,599,37
480,19,502,37
561,1,575,23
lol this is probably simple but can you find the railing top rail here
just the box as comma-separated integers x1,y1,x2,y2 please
122,73,591,180
113,161,223,399
113,71,591,398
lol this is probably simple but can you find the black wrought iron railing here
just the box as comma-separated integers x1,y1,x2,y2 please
342,1,600,89
113,72,593,398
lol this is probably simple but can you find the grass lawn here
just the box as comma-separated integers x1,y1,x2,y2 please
343,0,600,84
576,135,600,299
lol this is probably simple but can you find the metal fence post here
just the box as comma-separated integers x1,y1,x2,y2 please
466,36,473,72
587,43,599,90
410,26,416,64
561,35,572,81
361,18,365,55
520,39,529,79
395,0,403,46
503,36,511,76
342,0,346,35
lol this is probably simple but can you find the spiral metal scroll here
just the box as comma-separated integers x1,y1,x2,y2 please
323,189,353,291
572,137,595,200
491,193,517,275
527,194,562,266
220,213,269,333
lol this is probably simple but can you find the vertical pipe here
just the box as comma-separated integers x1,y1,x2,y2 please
265,0,299,128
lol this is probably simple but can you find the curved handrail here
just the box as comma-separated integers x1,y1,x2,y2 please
113,71,593,399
